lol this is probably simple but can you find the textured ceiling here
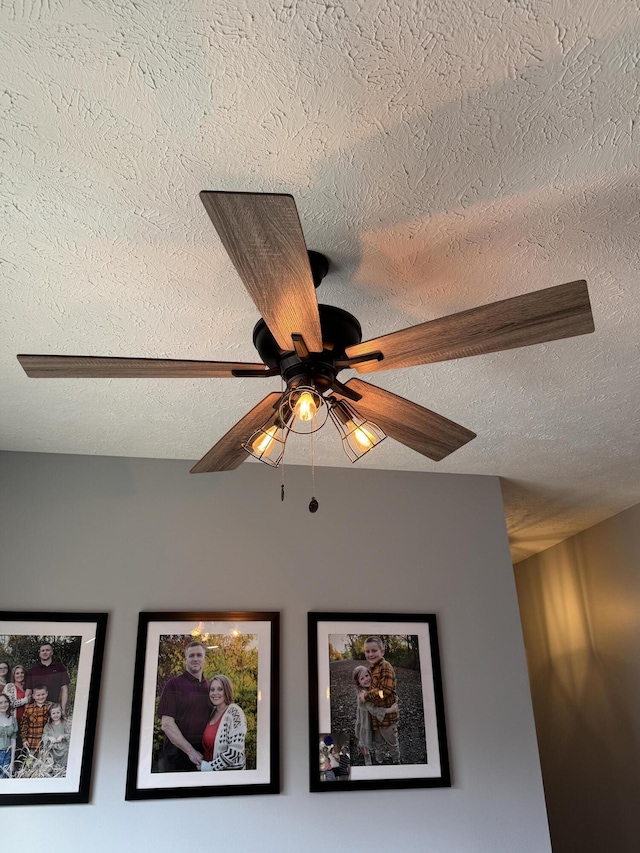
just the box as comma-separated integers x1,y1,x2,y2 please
2,0,639,562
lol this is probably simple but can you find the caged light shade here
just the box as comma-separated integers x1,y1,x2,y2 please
329,399,386,462
278,385,328,434
243,415,291,467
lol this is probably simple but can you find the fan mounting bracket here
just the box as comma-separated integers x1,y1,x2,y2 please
307,250,330,289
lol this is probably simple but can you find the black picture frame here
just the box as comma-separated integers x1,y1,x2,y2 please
0,611,108,806
125,611,280,800
308,612,450,792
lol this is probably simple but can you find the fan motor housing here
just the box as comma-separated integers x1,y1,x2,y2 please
253,304,362,391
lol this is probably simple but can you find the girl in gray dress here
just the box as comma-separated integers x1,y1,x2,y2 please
41,703,71,770
352,665,397,765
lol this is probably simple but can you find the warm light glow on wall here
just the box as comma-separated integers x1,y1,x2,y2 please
520,538,597,700
540,552,593,660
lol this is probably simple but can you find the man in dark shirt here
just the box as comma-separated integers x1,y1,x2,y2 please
157,640,210,772
26,642,70,714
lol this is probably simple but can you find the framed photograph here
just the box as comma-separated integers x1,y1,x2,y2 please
125,611,279,800
308,612,450,792
0,611,108,806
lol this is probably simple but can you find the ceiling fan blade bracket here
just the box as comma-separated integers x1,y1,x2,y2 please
334,351,384,370
291,334,310,359
329,378,362,402
230,366,279,378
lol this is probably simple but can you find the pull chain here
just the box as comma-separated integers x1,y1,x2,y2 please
309,422,319,513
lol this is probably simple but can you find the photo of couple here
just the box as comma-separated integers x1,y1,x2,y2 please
327,633,427,768
126,612,279,800
151,631,258,773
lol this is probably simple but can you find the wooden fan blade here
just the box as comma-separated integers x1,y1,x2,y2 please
342,379,476,461
200,191,323,352
346,280,594,373
17,355,270,378
190,392,283,473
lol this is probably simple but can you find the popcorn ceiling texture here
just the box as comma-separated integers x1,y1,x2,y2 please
1,0,638,562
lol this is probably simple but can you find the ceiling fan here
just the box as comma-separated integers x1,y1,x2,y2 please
18,191,595,476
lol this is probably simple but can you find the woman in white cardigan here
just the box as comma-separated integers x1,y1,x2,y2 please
200,674,247,771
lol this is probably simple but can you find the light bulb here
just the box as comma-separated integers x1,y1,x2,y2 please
294,391,318,422
329,399,386,462
252,424,279,456
353,425,376,451
244,417,290,466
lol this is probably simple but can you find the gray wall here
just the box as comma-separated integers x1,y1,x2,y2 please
0,451,550,852
515,502,640,853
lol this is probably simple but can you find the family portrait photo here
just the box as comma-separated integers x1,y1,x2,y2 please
126,611,279,800
0,633,80,780
0,612,107,806
308,613,450,792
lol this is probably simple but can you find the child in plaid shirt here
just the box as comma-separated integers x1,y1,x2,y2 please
361,637,401,764
20,684,52,753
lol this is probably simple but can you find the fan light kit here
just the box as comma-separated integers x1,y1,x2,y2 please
18,191,596,511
